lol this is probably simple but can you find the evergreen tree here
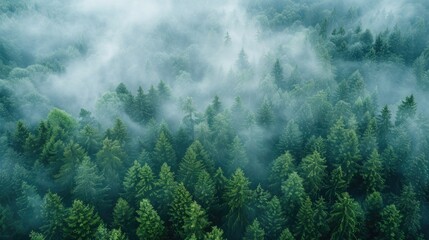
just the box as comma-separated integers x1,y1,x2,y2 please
362,149,384,193
153,163,177,220
243,219,265,240
326,166,347,202
10,120,30,154
153,131,177,173
204,226,225,240
194,170,216,211
55,141,87,191
96,138,125,195
281,172,306,222
16,182,42,232
0,204,15,239
296,197,317,240
73,158,108,207
313,197,329,239
299,151,327,198
270,151,295,194
378,204,404,240
183,201,210,239
105,118,129,147
40,192,66,240
277,121,303,158
170,183,193,238
224,168,253,239
395,95,417,125
29,232,46,240
279,228,295,240
136,163,155,201
256,99,274,128
136,199,165,240
363,191,383,238
327,118,361,183
134,86,149,123
64,200,102,240
260,196,285,239
329,193,362,240
228,136,248,174
396,185,421,239
236,48,250,70
122,161,143,207
178,148,205,190
272,59,285,90
377,105,392,150
112,198,135,237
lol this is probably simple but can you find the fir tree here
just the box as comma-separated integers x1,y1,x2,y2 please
378,204,404,240
329,193,362,240
243,219,265,240
64,200,102,240
136,199,165,240
183,201,210,239
299,151,327,199
153,131,177,173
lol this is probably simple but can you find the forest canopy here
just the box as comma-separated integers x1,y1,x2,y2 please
1,0,429,239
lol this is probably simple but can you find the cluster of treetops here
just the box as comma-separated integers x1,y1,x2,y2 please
2,71,429,240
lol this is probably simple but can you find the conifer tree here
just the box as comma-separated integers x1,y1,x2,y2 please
279,228,295,240
395,95,417,125
122,161,143,207
270,151,295,194
55,141,87,191
329,193,362,240
178,148,205,190
296,197,317,240
112,198,135,237
96,138,125,196
377,105,392,150
224,168,253,239
281,172,306,222
204,226,225,240
326,166,348,202
378,204,404,240
228,136,248,174
272,59,285,90
243,219,265,240
277,120,303,158
170,183,193,238
194,170,216,211
136,199,165,240
153,131,177,172
64,200,102,240
363,191,383,238
362,149,384,193
299,151,327,198
396,185,422,239
153,163,177,220
41,192,66,240
313,197,329,239
136,163,155,201
16,182,42,232
183,201,210,239
260,196,285,239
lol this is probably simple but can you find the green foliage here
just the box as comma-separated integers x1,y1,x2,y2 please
204,226,225,240
72,158,107,206
153,131,177,172
170,183,193,238
41,192,66,239
279,228,295,240
194,170,216,211
329,192,362,240
178,147,205,190
260,196,285,239
136,199,165,240
300,151,327,198
277,121,303,158
281,172,306,222
64,200,102,240
112,198,135,236
395,95,417,125
153,163,177,219
16,182,42,232
362,150,384,193
243,219,265,240
296,197,317,240
270,151,295,194
183,201,210,239
378,204,404,240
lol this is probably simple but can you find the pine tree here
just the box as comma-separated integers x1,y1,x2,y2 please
112,198,135,237
228,136,248,174
270,151,295,194
299,151,327,198
29,232,46,240
41,192,66,240
136,199,165,240
277,121,303,158
153,131,177,173
296,197,317,240
55,141,87,191
378,204,404,240
224,168,253,239
204,226,225,240
183,201,210,239
395,95,417,125
105,118,129,147
256,99,274,128
64,200,102,240
194,170,216,211
170,183,193,238
134,86,149,123
377,105,392,150
136,163,155,201
362,149,384,193
236,48,250,70
326,166,347,202
327,118,361,183
281,172,306,222
178,148,205,190
10,120,30,154
122,161,143,207
153,163,177,220
243,219,265,240
0,204,15,239
272,59,285,90
16,181,42,232
329,192,362,240
96,138,125,195
73,158,108,207
260,196,285,239
396,185,421,239
313,197,329,239
279,228,295,240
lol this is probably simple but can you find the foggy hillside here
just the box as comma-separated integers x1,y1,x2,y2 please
1,0,429,239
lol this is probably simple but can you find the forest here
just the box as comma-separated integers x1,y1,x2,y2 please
1,0,429,239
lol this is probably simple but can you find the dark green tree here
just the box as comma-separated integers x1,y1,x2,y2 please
55,141,87,191
112,198,135,239
326,166,348,202
362,149,384,193
153,163,178,220
279,228,295,240
395,95,417,125
122,161,143,207
256,99,274,128
243,219,265,240
296,197,317,240
260,196,285,239
377,105,392,150
313,197,329,239
194,170,216,211
183,201,210,239
363,191,383,238
169,183,193,238
272,59,285,90
136,163,155,202
281,172,306,223
40,192,66,240
204,226,225,240
378,204,404,240
277,120,303,158
224,168,253,239
178,148,205,190
329,193,362,240
299,151,327,198
396,185,422,239
63,200,102,240
153,131,177,173
270,151,295,194
136,199,165,240
16,182,42,232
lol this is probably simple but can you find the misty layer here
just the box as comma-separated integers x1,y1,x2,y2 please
1,0,429,239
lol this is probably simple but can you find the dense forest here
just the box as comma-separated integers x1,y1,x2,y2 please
2,0,429,239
